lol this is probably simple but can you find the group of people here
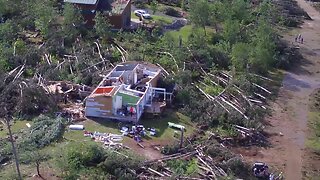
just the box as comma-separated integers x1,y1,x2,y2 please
295,34,304,44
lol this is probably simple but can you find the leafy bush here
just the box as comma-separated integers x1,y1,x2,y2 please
163,7,181,17
166,158,198,176
66,142,104,170
0,139,11,166
55,142,106,179
18,115,65,148
161,143,180,155
275,40,302,70
221,157,253,179
100,150,143,176
133,1,147,9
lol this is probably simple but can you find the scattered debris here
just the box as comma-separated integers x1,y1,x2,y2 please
279,132,284,136
208,125,269,147
26,123,31,128
140,145,228,179
69,124,84,130
168,122,185,130
84,131,124,149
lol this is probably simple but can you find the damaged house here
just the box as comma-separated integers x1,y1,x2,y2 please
85,62,172,122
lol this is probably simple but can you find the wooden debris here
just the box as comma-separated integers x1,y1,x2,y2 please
158,51,179,71
219,97,249,120
253,83,272,94
137,143,145,149
156,63,170,76
147,167,165,177
249,73,274,82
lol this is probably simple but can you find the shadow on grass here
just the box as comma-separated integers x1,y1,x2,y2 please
83,109,195,141
140,109,193,138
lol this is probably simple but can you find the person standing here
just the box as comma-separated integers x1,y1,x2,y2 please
130,106,134,117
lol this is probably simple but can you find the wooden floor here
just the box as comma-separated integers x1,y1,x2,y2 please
145,102,166,113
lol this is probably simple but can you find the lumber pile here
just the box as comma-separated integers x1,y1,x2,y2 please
138,145,229,180
208,125,269,147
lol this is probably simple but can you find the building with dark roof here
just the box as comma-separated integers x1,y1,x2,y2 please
64,0,131,29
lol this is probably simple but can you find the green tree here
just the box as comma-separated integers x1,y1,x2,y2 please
63,3,83,40
231,42,251,72
229,0,251,23
19,116,64,148
20,146,49,178
57,142,104,179
189,0,211,35
150,0,158,15
210,1,224,33
249,19,276,74
0,43,13,72
0,20,18,44
94,12,112,41
13,39,27,56
31,0,56,37
222,19,240,46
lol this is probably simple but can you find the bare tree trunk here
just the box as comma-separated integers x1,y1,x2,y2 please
6,117,22,180
36,162,42,178
180,128,184,149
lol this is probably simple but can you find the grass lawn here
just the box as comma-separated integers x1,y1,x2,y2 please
305,111,320,179
140,109,196,141
64,109,196,143
0,120,31,138
0,109,196,178
131,12,173,25
150,15,173,25
62,108,196,145
63,118,120,141
166,25,215,42
306,111,320,153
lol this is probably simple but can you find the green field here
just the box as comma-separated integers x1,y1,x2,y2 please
306,111,320,153
140,109,195,141
131,12,173,25
0,109,195,179
0,120,31,138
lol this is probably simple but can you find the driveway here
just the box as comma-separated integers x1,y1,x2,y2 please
243,1,320,179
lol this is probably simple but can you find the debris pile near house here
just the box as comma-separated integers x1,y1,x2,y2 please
58,103,85,122
120,125,157,148
120,125,157,138
43,81,93,121
84,131,125,149
44,81,93,101
0,67,59,117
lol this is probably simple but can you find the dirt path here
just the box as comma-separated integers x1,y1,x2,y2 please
240,1,320,179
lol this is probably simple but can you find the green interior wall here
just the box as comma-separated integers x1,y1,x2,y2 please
116,92,140,105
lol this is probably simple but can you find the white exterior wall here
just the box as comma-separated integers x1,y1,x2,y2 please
85,98,111,118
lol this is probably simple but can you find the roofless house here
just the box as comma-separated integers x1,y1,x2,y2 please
85,62,173,122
